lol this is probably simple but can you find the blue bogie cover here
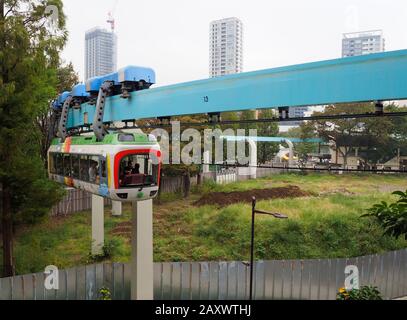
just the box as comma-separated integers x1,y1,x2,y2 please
118,66,156,84
71,83,90,98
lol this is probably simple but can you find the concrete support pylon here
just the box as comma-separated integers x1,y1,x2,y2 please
248,138,257,179
237,138,257,179
111,200,122,216
203,150,210,174
131,199,154,300
91,194,104,255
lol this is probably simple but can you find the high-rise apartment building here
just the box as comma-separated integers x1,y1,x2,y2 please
209,17,243,77
85,27,118,80
342,30,385,58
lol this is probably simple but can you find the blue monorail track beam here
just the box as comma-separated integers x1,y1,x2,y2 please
99,111,407,132
67,49,407,130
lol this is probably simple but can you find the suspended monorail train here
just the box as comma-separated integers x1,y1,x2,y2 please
48,132,161,202
48,65,161,202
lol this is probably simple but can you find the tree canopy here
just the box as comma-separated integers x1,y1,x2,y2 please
0,0,67,276
309,103,407,166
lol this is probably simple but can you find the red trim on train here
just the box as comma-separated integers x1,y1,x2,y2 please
114,149,161,189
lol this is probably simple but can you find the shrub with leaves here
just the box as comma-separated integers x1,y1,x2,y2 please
362,190,407,240
337,286,383,300
98,287,112,300
86,239,117,263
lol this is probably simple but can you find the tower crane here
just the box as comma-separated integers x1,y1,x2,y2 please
106,0,118,32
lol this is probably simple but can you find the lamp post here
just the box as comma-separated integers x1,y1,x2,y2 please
249,196,288,300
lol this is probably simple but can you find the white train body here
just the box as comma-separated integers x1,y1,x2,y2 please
48,133,161,202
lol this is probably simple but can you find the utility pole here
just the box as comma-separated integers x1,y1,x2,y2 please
249,197,287,300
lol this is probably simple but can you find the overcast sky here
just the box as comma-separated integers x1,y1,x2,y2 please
61,0,407,86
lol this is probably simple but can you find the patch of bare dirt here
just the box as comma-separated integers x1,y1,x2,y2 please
110,221,132,236
378,185,406,193
194,185,311,207
115,221,132,227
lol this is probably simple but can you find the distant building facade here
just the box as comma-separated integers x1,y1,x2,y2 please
85,27,117,80
342,30,385,58
209,17,243,77
330,145,407,171
280,106,310,127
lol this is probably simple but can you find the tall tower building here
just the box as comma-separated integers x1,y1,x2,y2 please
85,27,118,80
342,30,385,58
209,17,243,78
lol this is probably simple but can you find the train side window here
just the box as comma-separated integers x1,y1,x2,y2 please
49,153,56,174
89,155,99,184
63,154,72,177
118,134,135,142
72,155,80,179
100,158,107,178
55,153,64,175
80,155,89,181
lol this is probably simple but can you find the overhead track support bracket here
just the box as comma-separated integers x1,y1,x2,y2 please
58,95,73,142
92,81,114,142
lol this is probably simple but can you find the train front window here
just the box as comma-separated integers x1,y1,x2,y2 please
119,154,159,188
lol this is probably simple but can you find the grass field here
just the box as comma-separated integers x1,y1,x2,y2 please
4,172,407,275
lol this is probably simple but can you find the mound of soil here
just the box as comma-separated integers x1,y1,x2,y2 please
194,185,310,207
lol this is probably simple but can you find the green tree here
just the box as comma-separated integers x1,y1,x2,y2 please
240,110,257,131
36,62,78,165
221,112,240,131
311,103,394,167
56,62,79,93
257,109,279,163
363,190,407,240
384,104,407,160
0,0,67,276
286,123,318,161
236,110,256,164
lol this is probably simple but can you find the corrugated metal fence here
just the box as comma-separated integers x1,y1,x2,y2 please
1,249,406,300
159,176,198,194
50,188,111,216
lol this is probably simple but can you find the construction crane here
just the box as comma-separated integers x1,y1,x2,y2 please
106,0,118,32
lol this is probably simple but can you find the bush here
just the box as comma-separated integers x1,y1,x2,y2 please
336,286,382,300
363,190,407,240
98,287,112,300
194,202,406,260
86,239,118,263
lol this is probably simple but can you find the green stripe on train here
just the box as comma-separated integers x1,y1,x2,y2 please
51,133,152,146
